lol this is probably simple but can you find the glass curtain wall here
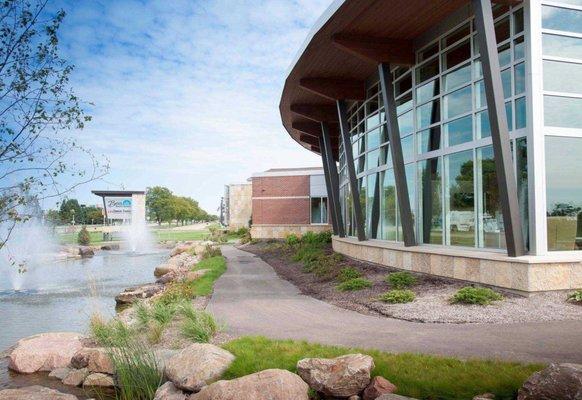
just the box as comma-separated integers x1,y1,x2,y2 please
338,3,529,251
542,1,582,251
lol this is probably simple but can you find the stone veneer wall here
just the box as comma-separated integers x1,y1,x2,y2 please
228,184,252,229
251,224,331,239
333,237,582,293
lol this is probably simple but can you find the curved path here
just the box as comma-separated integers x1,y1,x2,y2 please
208,246,582,364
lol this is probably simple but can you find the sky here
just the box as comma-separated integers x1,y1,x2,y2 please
46,0,333,214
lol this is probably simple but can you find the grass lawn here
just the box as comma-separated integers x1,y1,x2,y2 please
188,255,227,296
153,229,210,242
222,336,543,400
58,231,105,245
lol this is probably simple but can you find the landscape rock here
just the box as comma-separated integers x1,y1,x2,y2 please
517,363,582,400
157,270,179,284
376,395,418,400
189,369,309,400
79,246,95,258
8,332,83,373
62,368,89,386
349,396,361,400
83,372,115,387
155,264,175,277
473,394,495,400
362,376,397,399
101,244,120,251
154,348,179,372
185,269,210,281
49,367,72,380
71,347,114,374
154,382,187,400
115,283,165,305
297,353,374,397
165,343,235,391
0,386,78,400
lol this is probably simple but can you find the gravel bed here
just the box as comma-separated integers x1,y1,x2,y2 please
241,242,582,324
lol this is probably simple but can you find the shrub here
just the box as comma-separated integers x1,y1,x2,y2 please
146,321,164,344
337,277,372,291
386,272,417,289
301,230,332,245
567,289,582,303
77,226,91,245
134,301,151,326
303,253,342,278
151,300,179,326
180,305,218,343
201,244,222,259
285,233,300,246
337,267,362,282
378,289,416,304
451,286,503,305
291,244,324,263
90,314,133,347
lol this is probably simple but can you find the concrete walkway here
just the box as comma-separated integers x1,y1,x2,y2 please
208,246,582,364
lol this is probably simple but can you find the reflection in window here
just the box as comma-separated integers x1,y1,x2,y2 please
367,128,380,150
545,136,582,251
476,110,491,139
501,68,512,98
419,158,442,244
444,63,471,91
398,110,414,136
445,115,473,147
495,17,510,43
544,96,582,129
477,146,505,249
443,86,471,120
417,100,440,129
401,135,414,162
416,58,439,84
417,79,439,104
543,60,582,94
516,137,529,250
516,97,526,130
418,127,441,154
515,62,525,95
366,149,379,171
543,34,582,60
311,197,328,224
542,6,582,35
366,173,380,239
381,170,397,241
514,37,525,60
446,150,475,246
442,40,470,70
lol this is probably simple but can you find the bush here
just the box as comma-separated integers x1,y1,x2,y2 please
451,286,503,305
291,244,324,263
378,289,416,304
77,226,91,245
336,277,372,291
201,244,222,259
285,233,300,246
90,314,133,347
180,304,218,343
386,272,417,289
567,289,582,303
337,267,362,282
303,253,343,278
301,230,332,245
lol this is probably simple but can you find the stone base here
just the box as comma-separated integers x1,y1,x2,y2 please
251,224,331,239
332,237,582,293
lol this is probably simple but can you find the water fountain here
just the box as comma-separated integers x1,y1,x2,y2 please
121,218,155,254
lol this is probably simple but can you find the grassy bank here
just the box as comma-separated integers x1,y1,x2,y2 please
223,336,543,400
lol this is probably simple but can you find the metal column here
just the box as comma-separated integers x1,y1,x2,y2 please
321,123,345,237
337,100,366,241
319,135,340,235
473,0,525,257
378,63,416,246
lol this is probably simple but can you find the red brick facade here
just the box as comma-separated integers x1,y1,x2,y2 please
252,175,310,225
252,176,309,198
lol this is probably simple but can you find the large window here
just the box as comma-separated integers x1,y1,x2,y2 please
311,197,328,225
445,150,475,246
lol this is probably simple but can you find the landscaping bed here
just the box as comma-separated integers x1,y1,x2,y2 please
241,240,582,324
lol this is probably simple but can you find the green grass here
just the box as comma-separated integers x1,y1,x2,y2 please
90,314,134,347
337,267,362,282
153,229,210,242
180,304,219,343
222,336,543,400
58,231,105,245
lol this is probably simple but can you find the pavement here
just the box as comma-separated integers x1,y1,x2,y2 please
208,246,582,364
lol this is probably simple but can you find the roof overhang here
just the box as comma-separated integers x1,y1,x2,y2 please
92,190,145,197
279,0,517,158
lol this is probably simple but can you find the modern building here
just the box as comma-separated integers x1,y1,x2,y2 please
279,0,582,293
221,183,253,229
250,168,332,239
92,190,146,225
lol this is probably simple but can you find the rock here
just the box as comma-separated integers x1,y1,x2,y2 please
171,244,192,257
154,348,179,372
63,368,89,386
296,353,374,398
376,395,418,400
362,376,397,400
155,264,175,277
8,332,83,374
0,386,78,400
79,246,94,258
157,270,180,284
83,372,115,387
101,244,120,251
115,283,165,305
517,363,582,400
189,369,309,400
165,343,235,391
154,382,187,400
473,394,495,400
185,269,210,281
71,347,114,374
349,396,361,400
49,367,72,380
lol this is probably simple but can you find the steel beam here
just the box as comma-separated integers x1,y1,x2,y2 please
337,100,366,241
378,63,416,247
322,122,345,237
473,0,525,257
319,135,339,235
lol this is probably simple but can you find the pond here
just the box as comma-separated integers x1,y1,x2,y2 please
0,249,167,397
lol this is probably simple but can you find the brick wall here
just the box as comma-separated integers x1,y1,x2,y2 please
252,176,309,197
252,175,310,225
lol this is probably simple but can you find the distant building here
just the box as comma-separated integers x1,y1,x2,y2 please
222,183,252,230
91,190,146,225
250,168,331,239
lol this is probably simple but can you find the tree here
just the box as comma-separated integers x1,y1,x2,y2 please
146,186,174,225
77,225,90,245
84,206,103,225
59,198,81,224
0,0,108,249
549,203,582,217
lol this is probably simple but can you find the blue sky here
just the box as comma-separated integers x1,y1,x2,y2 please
47,0,333,214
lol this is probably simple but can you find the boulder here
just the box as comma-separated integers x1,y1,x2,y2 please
517,363,582,400
362,376,397,400
49,367,72,380
83,372,115,387
79,246,94,258
0,386,78,400
349,396,361,400
296,354,374,397
115,283,165,305
155,264,175,278
8,332,83,374
62,368,89,386
154,348,179,372
171,244,192,257
71,347,114,374
154,382,187,400
376,395,418,400
165,343,235,391
101,244,120,251
189,369,309,400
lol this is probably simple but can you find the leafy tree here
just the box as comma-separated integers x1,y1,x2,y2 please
84,206,103,225
59,198,81,224
146,186,174,225
0,0,108,249
549,203,582,217
77,225,90,245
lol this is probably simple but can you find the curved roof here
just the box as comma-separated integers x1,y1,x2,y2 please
279,0,477,157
